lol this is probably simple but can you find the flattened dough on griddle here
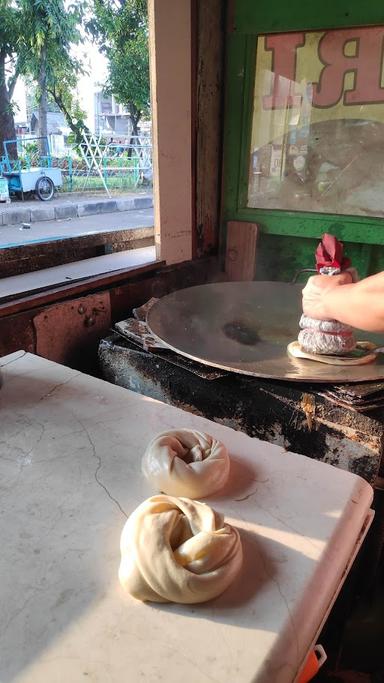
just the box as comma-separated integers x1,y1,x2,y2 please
288,340,377,366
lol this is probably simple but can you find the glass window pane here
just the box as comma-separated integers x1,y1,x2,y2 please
248,27,384,217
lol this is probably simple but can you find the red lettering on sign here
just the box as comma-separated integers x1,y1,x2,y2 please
314,28,384,107
263,33,305,109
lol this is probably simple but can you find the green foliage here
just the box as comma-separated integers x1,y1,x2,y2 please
0,0,89,155
0,1,24,94
19,0,89,143
48,68,90,146
0,0,150,154
26,80,61,114
0,1,19,55
23,141,38,155
89,0,150,132
20,0,83,67
20,0,82,96
0,1,25,156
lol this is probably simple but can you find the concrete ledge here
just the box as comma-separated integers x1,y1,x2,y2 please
100,200,118,213
78,200,118,217
0,194,153,227
116,198,135,212
5,209,31,225
30,207,56,222
134,196,153,209
55,205,78,220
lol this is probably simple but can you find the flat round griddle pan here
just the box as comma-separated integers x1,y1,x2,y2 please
146,281,384,383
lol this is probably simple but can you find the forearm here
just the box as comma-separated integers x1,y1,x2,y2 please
323,273,384,332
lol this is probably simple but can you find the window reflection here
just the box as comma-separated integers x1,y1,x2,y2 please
248,27,384,217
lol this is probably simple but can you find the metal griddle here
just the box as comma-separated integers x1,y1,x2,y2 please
146,281,384,383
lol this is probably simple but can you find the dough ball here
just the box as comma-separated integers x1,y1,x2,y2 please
119,495,243,603
141,429,230,498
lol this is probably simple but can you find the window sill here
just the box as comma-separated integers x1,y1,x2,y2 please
0,247,161,317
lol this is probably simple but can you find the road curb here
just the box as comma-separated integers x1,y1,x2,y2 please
0,194,153,226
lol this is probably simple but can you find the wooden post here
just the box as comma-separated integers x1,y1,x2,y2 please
148,0,193,265
194,0,225,258
225,221,259,281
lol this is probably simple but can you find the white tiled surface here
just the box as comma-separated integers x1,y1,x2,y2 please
0,352,373,683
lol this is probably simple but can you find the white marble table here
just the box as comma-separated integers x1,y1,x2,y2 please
0,352,373,683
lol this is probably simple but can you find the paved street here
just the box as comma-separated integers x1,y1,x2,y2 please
0,207,154,248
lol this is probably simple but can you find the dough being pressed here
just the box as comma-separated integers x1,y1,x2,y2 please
288,340,377,366
141,429,230,498
119,495,243,603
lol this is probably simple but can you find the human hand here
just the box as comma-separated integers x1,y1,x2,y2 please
302,272,353,320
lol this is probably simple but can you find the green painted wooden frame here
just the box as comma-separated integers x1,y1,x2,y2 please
223,0,384,254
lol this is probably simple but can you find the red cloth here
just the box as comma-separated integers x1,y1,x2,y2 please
315,233,351,272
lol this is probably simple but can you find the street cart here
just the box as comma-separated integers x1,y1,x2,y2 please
1,137,62,201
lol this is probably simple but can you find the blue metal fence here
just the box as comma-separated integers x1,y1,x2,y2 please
0,134,153,193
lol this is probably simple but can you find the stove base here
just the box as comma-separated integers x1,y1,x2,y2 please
99,334,384,484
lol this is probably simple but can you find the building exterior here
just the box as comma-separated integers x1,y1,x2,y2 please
94,91,133,140
29,110,68,137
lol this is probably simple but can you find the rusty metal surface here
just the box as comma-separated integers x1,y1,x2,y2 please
113,326,227,380
98,334,384,483
132,298,160,321
147,281,384,383
115,318,168,351
34,292,111,365
320,380,384,412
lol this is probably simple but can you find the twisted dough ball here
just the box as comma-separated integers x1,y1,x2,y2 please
141,429,230,498
119,495,242,603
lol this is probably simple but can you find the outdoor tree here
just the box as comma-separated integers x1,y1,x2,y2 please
0,1,24,157
47,64,91,146
0,0,149,163
90,0,150,137
0,0,89,159
20,0,86,154
26,77,90,147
